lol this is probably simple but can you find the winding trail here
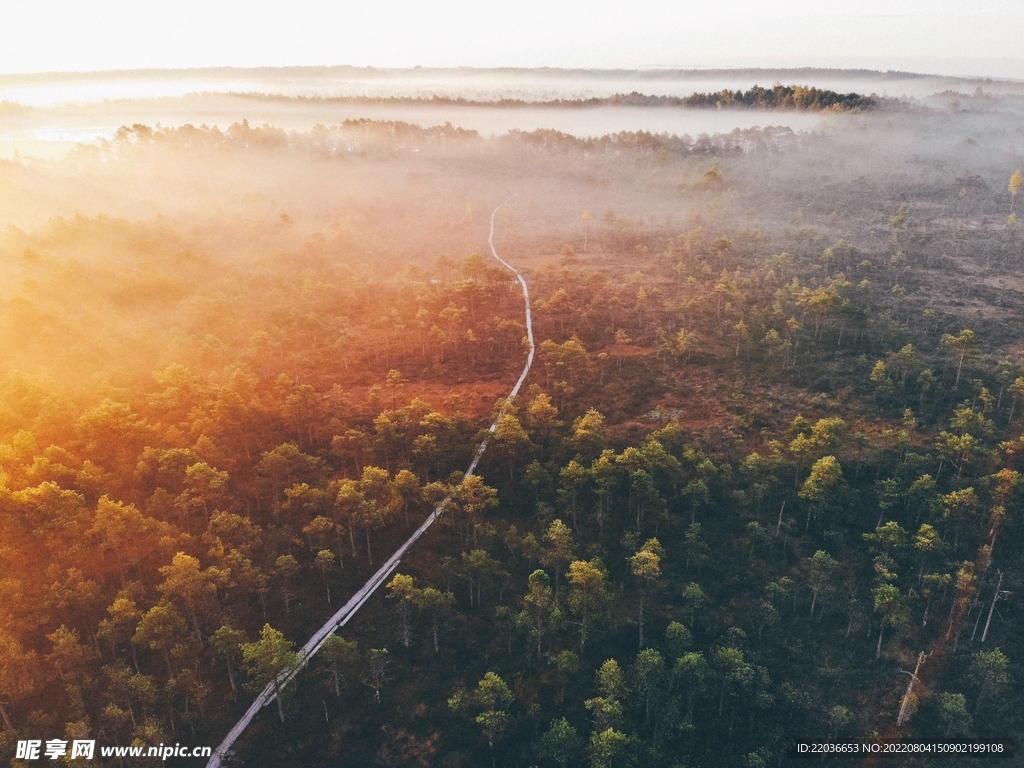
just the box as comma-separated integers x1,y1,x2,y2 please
207,199,533,767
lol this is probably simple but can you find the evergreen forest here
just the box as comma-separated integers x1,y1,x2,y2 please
1,90,1023,767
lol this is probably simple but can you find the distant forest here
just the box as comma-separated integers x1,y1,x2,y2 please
106,120,800,161
233,84,877,112
680,84,876,111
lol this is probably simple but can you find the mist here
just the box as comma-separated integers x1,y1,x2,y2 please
5,66,1024,160
2,66,1024,767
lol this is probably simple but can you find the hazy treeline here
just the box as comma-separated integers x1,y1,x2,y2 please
228,83,876,112
107,119,800,161
681,84,876,111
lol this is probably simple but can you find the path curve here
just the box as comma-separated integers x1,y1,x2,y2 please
207,199,533,767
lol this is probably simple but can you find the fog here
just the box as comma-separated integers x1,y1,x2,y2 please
4,66,1024,161
3,77,1023,236
1,97,831,161
3,66,1024,768
6,66,1024,106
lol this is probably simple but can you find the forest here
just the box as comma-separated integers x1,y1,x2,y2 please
680,84,876,111
232,83,878,111
0,87,1023,768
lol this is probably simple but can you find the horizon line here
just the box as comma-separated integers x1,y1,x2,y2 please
0,64,1010,82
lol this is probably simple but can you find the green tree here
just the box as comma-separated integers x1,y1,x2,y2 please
566,559,611,654
241,624,298,723
256,442,325,514
46,625,97,717
631,648,666,727
209,626,248,694
102,662,157,732
731,318,751,357
133,603,188,678
384,369,407,410
713,646,752,717
584,658,628,734
665,621,692,659
590,449,618,539
274,554,300,614
302,515,335,553
519,569,558,661
416,587,455,654
799,455,843,531
526,392,562,457
675,651,709,724
886,344,919,387
544,518,578,594
462,549,503,608
681,582,706,627
676,328,698,362
807,550,839,619
585,696,625,734
75,399,155,470
761,328,788,363
157,552,222,644
971,648,1010,716
357,466,397,564
588,728,631,768
941,487,980,550
386,573,418,648
319,635,358,697
314,549,336,603
536,717,582,768
455,474,499,550
871,584,909,660
392,469,421,525
938,692,972,737
570,409,608,460
97,596,143,674
474,671,514,768
553,649,581,702
558,459,588,532
282,482,327,526
596,658,627,701
176,461,230,525
683,523,710,574
629,539,662,648
523,460,550,503
334,478,365,559
319,634,360,700
493,409,532,481
940,329,977,390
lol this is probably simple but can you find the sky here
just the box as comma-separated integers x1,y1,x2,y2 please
2,0,1023,79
